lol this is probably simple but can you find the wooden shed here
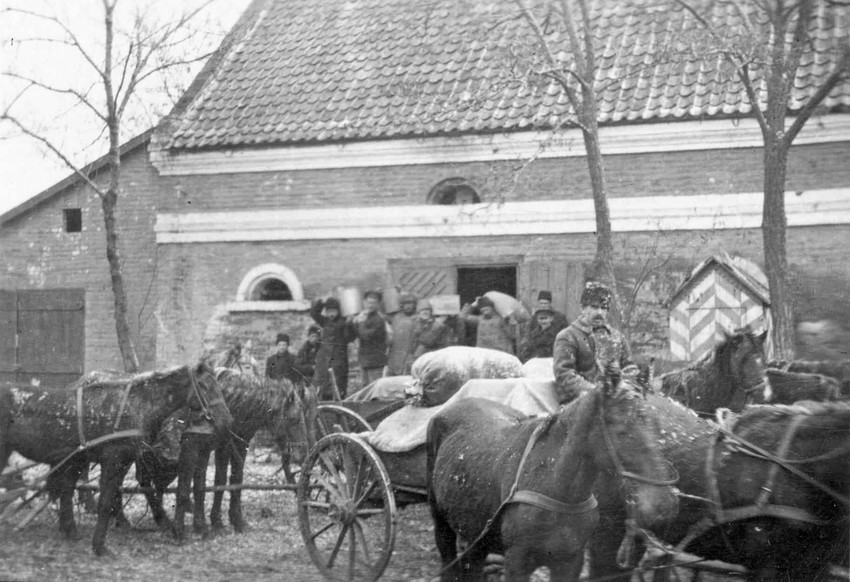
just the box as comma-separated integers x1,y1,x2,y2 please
668,255,772,362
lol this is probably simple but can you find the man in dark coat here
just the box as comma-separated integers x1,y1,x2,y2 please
552,281,636,404
408,299,451,371
295,324,321,382
311,297,356,400
354,290,389,389
519,307,560,362
266,333,301,383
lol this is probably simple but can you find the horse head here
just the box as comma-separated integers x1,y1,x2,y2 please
186,361,233,433
270,379,318,466
721,326,772,408
596,361,680,528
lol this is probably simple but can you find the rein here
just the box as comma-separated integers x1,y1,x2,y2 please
599,412,680,487
436,419,597,579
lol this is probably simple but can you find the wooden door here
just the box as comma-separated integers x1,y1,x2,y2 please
1,289,85,387
387,261,456,298
0,290,16,383
519,260,584,321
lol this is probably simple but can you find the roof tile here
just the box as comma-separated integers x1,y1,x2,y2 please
159,0,850,150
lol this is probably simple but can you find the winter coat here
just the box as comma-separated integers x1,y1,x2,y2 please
265,350,301,383
409,318,451,366
310,299,356,398
355,311,388,369
462,311,516,355
552,318,633,404
518,324,560,362
295,340,321,380
386,312,415,376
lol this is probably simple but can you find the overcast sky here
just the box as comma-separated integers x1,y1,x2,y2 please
0,0,250,216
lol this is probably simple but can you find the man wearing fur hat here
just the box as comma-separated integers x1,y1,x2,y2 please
386,292,418,376
531,290,568,334
295,324,322,381
310,297,356,399
552,281,637,404
354,290,389,388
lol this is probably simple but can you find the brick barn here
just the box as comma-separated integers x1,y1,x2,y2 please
2,0,849,384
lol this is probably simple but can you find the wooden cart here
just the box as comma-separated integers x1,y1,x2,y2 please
298,398,430,582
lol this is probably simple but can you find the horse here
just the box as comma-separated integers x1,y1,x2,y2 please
588,394,850,581
426,364,680,581
131,369,318,538
0,362,231,556
654,327,770,415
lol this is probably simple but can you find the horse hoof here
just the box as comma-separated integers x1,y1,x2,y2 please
93,546,114,558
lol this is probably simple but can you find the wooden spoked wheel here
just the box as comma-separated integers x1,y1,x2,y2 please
297,433,397,582
316,404,372,437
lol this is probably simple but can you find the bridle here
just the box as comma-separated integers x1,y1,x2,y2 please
438,385,679,578
620,407,850,570
187,365,226,423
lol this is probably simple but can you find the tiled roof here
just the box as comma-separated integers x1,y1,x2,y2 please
159,0,850,151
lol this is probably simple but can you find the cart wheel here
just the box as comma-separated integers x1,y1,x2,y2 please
297,433,396,582
316,404,372,437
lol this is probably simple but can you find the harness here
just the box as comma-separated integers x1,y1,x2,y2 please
622,409,850,571
438,405,678,577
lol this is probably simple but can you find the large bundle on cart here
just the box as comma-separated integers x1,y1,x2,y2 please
408,346,522,406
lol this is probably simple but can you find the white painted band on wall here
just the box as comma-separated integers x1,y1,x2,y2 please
155,188,850,244
150,115,850,175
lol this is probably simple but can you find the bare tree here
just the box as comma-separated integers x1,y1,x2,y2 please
508,0,625,324
674,0,850,359
1,0,228,371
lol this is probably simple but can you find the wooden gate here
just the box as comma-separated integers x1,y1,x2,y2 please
0,289,85,386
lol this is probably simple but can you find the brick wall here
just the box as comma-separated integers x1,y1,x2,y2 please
154,224,850,370
0,144,160,373
156,140,850,212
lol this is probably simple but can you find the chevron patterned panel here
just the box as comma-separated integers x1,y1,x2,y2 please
670,265,770,361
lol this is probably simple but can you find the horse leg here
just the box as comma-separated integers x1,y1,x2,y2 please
430,500,472,582
210,439,229,533
172,433,201,542
137,457,173,531
48,460,85,540
191,436,213,538
91,452,133,556
227,440,249,533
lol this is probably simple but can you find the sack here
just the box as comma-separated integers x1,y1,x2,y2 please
483,291,531,322
409,346,522,406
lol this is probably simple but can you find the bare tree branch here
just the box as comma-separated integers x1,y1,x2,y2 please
784,50,850,145
0,113,105,197
2,72,108,123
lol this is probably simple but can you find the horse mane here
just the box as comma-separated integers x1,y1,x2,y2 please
216,371,298,425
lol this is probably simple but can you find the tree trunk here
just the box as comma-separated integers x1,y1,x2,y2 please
579,108,623,328
102,131,140,372
762,140,796,360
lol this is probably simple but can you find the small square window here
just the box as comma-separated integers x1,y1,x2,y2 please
64,208,82,233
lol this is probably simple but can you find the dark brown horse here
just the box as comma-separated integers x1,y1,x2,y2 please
589,395,850,581
426,365,679,581
0,362,231,555
131,369,318,538
655,327,770,415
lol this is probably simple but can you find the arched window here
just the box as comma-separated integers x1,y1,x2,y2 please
232,263,307,312
427,178,481,205
252,278,293,301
